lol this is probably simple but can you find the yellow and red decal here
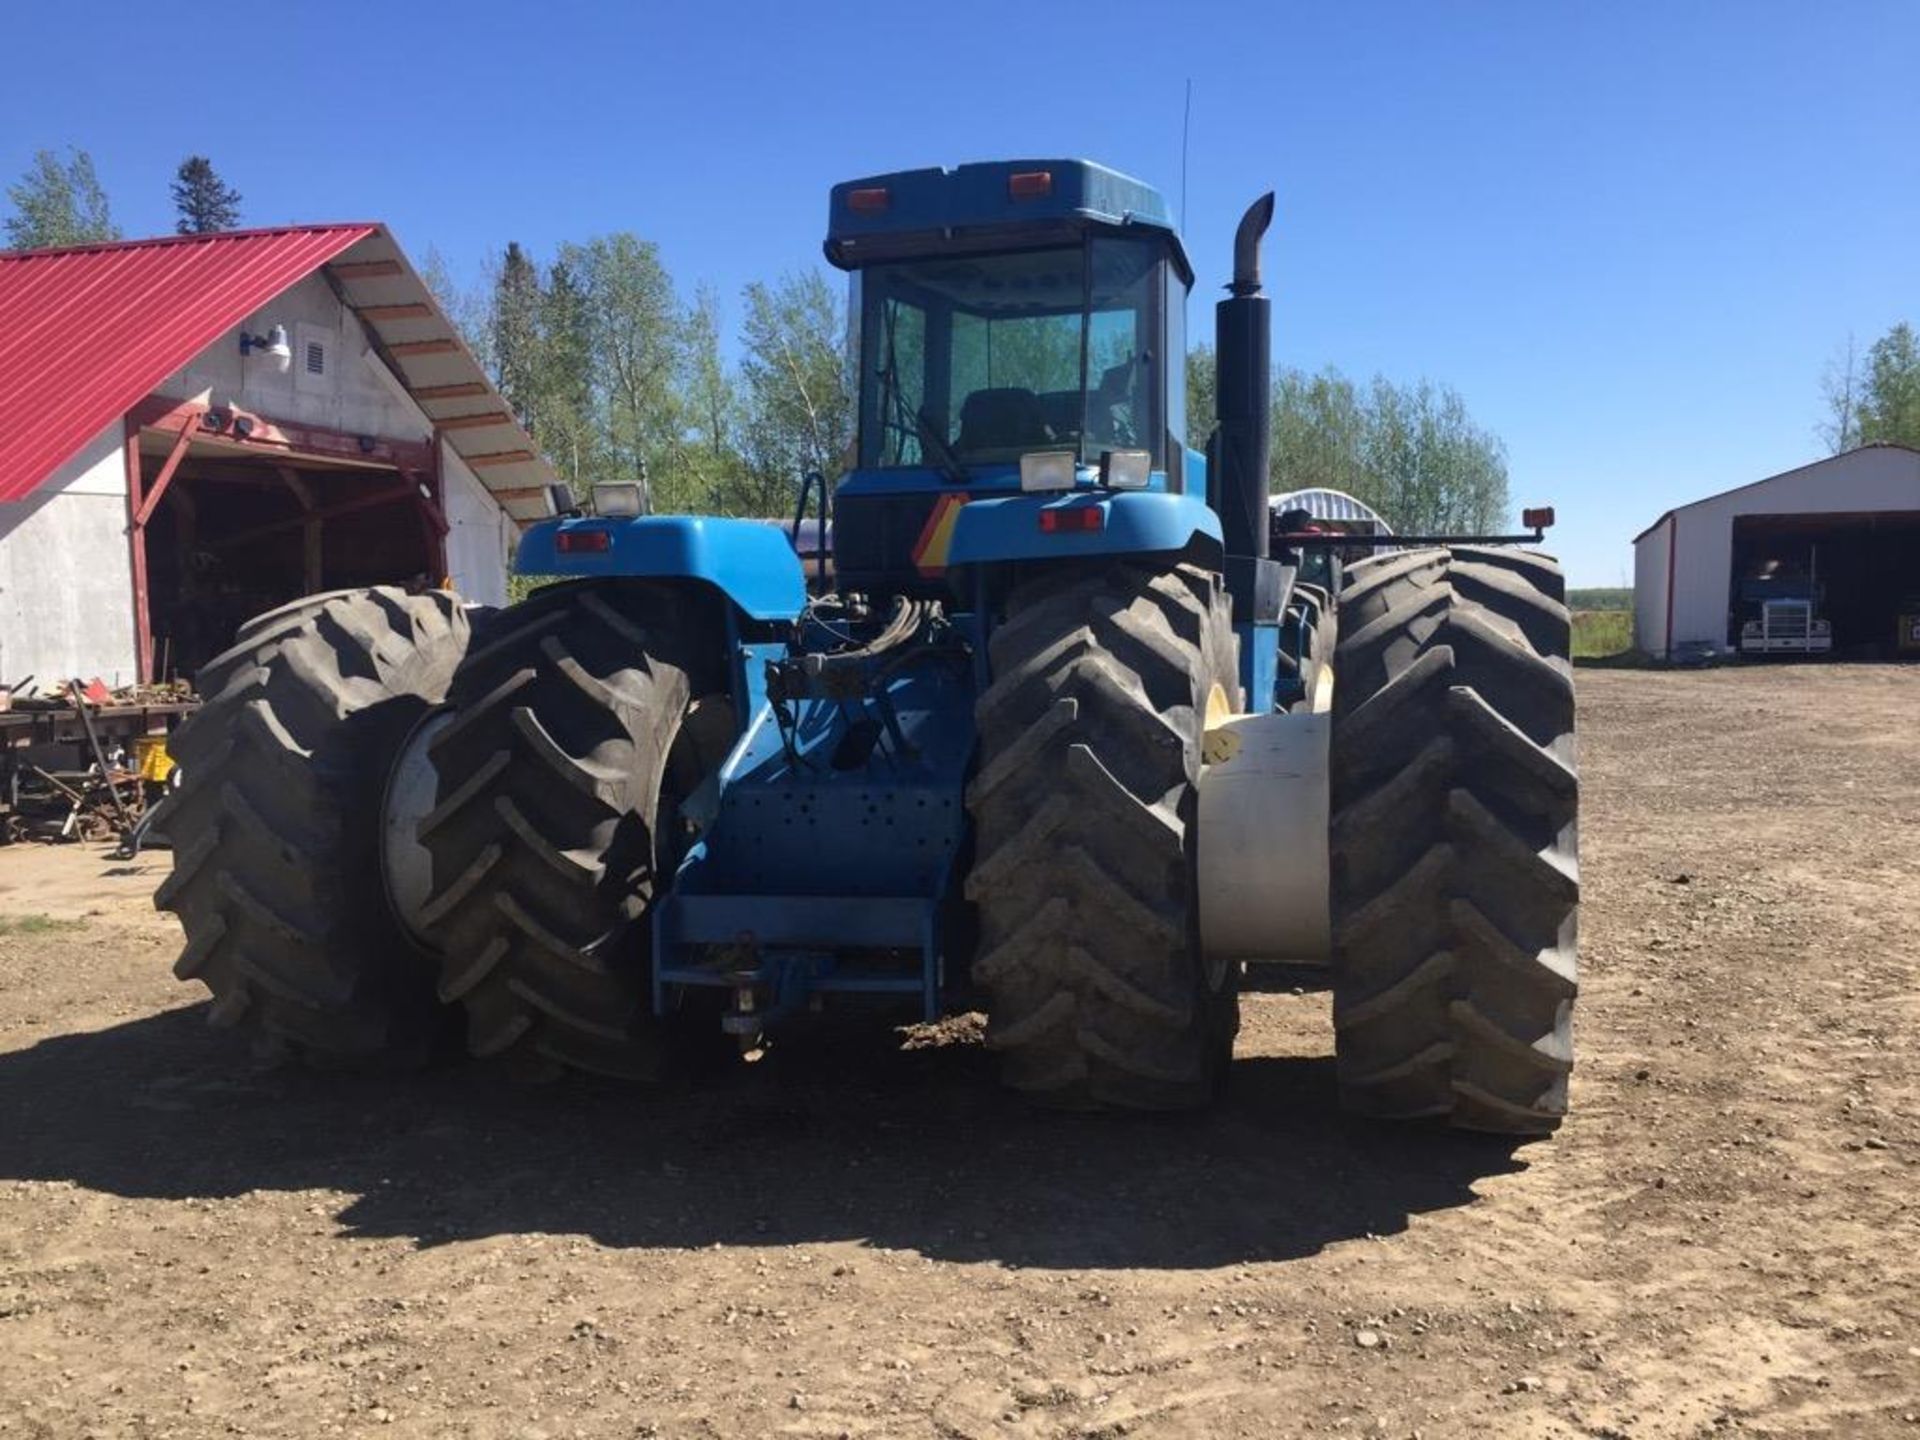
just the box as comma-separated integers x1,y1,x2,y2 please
911,492,969,577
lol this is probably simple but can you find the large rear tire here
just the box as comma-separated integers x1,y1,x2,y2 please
415,581,731,1079
966,561,1240,1110
156,587,472,1066
1329,546,1578,1134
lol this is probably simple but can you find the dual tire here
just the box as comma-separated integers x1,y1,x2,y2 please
157,588,470,1066
161,582,726,1077
965,561,1241,1110
1328,546,1579,1133
161,553,1579,1133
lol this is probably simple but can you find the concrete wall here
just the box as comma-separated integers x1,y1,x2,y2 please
1633,445,1920,658
0,421,139,687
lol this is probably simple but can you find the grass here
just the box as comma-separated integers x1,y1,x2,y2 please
0,913,84,937
1573,609,1635,660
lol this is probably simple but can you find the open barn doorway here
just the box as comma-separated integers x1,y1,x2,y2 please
130,408,446,683
1730,511,1920,658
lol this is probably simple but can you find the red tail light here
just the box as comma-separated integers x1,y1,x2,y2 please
557,529,612,554
1039,506,1103,534
847,187,890,213
1522,506,1556,530
1008,170,1053,200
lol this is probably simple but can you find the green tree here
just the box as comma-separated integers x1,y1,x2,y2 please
171,155,242,234
1199,350,1510,531
491,242,546,430
1186,343,1217,449
538,257,604,492
1272,367,1372,503
4,148,118,249
735,269,854,516
564,234,685,511
677,286,749,509
1853,322,1920,449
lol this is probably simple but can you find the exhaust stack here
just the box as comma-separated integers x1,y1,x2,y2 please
1215,192,1275,560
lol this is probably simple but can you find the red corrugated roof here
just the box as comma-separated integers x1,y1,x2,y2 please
0,224,377,502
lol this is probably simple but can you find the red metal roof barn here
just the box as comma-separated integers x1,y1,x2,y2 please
0,226,557,689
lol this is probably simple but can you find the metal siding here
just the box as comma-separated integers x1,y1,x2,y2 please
1632,519,1672,657
1666,446,1920,653
0,226,375,502
0,420,139,683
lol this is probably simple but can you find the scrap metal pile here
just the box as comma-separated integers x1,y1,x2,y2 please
0,678,196,848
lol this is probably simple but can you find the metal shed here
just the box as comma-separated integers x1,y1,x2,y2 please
0,225,558,689
1632,444,1920,660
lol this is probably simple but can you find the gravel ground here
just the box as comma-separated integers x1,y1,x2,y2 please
1,664,1916,1439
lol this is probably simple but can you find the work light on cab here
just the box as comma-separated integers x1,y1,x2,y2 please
1018,450,1076,492
592,482,645,517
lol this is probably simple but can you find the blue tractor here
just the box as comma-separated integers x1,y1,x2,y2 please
159,161,1579,1132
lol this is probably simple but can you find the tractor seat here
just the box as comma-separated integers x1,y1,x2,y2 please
955,388,1054,461
1038,389,1084,439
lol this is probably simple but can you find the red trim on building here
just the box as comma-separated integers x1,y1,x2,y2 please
1662,513,1678,659
122,396,444,680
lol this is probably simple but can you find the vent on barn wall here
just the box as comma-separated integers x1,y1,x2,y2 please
294,323,336,396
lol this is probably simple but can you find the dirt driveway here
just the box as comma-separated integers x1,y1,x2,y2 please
1,665,1916,1439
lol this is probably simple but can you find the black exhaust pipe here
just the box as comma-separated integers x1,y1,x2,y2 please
1215,192,1275,561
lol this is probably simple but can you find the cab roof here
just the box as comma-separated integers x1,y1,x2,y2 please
825,159,1192,282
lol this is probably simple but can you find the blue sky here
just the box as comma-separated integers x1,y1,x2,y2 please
4,0,1914,584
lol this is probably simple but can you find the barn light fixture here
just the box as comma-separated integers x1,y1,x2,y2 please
239,323,292,373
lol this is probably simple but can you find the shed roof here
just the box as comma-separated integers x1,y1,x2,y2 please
0,225,557,520
1630,442,1920,544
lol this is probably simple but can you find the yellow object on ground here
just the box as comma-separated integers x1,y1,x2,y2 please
134,736,176,783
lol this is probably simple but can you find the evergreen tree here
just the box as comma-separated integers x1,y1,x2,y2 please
492,242,546,429
171,156,242,234
4,148,118,249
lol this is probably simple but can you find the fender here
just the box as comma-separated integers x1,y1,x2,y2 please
517,515,806,623
946,489,1223,568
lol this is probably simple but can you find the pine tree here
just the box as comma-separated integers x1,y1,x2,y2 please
171,156,243,234
492,243,546,429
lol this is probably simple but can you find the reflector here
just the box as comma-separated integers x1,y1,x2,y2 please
848,187,890,213
1038,506,1104,534
557,529,612,554
1008,171,1053,200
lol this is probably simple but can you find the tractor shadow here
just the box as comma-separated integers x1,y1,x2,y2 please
0,1001,1528,1270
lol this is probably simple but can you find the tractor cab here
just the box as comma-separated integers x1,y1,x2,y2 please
824,161,1196,594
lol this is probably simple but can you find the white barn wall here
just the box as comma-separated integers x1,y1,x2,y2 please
1636,446,1920,658
1632,518,1672,656
441,443,512,607
3,269,525,689
155,271,511,604
0,421,139,686
157,273,428,442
